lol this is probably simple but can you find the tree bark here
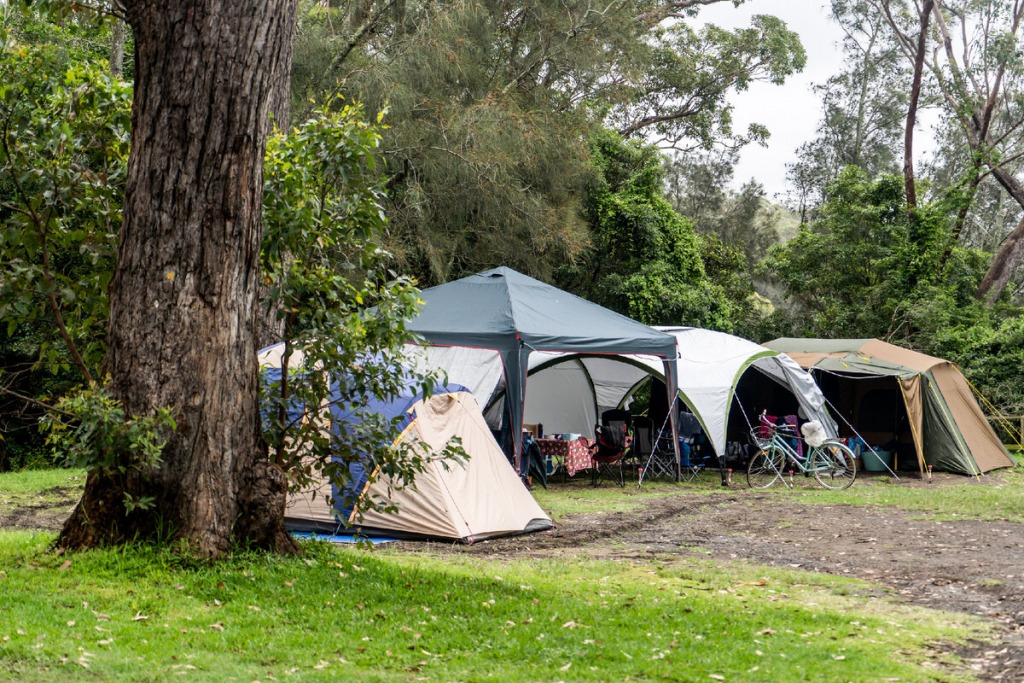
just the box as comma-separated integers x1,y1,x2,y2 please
57,0,299,558
109,17,126,78
977,166,1024,300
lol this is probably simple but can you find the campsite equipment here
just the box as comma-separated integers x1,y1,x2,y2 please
591,420,630,487
403,267,683,473
860,447,893,472
411,325,836,478
518,327,838,460
259,343,552,543
747,418,858,489
765,338,1014,476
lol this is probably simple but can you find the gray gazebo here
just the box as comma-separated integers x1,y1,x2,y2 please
407,267,682,469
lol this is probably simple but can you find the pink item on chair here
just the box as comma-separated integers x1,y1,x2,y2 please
784,415,803,458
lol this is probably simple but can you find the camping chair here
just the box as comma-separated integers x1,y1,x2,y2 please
591,420,629,487
678,411,711,481
601,408,632,433
631,417,654,464
630,416,657,486
642,410,681,481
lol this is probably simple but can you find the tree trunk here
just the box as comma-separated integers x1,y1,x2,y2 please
903,0,933,209
57,0,299,558
109,17,126,78
977,165,1024,300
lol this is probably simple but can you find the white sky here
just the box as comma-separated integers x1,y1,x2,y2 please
693,0,847,199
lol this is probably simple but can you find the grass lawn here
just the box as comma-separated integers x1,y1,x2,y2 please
0,532,987,682
2,466,1019,681
762,464,1024,523
0,469,84,510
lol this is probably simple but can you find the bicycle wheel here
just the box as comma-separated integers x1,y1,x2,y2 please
811,441,857,489
747,447,785,488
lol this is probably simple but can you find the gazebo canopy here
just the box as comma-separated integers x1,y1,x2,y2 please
407,267,680,464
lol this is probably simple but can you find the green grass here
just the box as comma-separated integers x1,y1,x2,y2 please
3,467,1018,680
0,532,986,682
786,465,1024,522
530,480,683,518
0,469,84,510
530,470,736,519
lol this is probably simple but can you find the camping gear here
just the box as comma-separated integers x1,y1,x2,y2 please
860,447,893,472
412,326,836,468
259,343,552,543
591,420,630,487
765,338,1014,476
403,267,682,471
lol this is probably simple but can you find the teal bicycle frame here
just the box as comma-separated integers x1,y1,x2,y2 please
747,422,857,490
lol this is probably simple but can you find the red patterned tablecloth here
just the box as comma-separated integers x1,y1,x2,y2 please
535,437,594,476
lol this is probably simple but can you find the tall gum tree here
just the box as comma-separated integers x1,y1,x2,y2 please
872,0,1024,300
57,0,300,557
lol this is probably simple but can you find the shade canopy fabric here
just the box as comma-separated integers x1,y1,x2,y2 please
635,327,838,456
406,267,681,464
764,338,1013,475
259,343,552,543
410,326,836,460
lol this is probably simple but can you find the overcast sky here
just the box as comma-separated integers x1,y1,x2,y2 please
694,0,846,199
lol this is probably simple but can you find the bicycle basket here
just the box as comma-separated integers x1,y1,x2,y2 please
749,427,771,449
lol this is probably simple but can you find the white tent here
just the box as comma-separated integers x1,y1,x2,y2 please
407,327,837,457
259,344,552,543
636,327,838,456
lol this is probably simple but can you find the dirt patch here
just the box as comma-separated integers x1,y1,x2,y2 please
0,487,78,532
4,477,1023,680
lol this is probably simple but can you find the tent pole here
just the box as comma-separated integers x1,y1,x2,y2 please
663,358,683,482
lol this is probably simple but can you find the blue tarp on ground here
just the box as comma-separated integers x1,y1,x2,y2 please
290,532,398,545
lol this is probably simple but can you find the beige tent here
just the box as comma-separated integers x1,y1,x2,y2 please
260,344,552,543
765,338,1014,475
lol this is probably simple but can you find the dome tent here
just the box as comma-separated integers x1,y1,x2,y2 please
764,338,1014,476
259,343,552,543
633,327,838,457
410,327,836,459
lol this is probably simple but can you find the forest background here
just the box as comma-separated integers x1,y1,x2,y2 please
3,0,1024,472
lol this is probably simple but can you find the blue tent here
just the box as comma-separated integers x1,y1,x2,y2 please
259,343,552,542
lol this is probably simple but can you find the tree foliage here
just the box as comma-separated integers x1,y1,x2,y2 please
665,151,781,267
290,0,806,285
556,130,744,330
260,101,460,517
786,0,908,215
0,17,132,470
762,167,982,339
0,54,130,380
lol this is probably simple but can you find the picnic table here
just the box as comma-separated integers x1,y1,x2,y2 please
535,437,594,477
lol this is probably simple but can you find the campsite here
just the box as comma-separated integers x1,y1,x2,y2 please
8,3,1024,682
1,467,1023,681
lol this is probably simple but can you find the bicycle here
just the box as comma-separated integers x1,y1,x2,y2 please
746,420,857,490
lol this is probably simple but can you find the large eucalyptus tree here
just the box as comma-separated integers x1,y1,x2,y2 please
870,0,1024,300
57,0,300,557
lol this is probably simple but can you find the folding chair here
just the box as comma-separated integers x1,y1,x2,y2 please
600,409,632,434
591,421,629,487
642,411,680,481
678,411,711,482
630,416,654,475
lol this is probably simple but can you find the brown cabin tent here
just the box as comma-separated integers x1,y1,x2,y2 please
764,338,1013,476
